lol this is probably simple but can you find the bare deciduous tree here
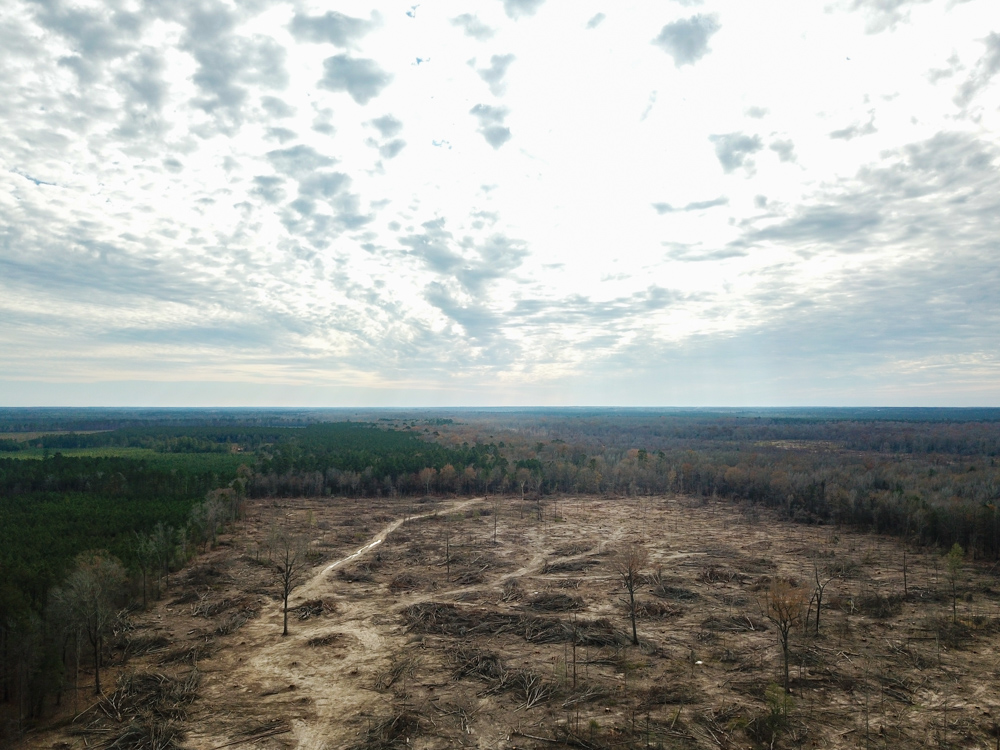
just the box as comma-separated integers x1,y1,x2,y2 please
760,578,806,694
946,543,964,624
492,496,502,545
611,543,649,646
270,528,310,636
810,564,834,636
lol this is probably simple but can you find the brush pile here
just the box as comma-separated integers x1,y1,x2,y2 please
72,670,200,750
404,602,624,646
292,598,336,620
350,709,426,750
523,591,584,612
215,601,261,635
451,646,554,709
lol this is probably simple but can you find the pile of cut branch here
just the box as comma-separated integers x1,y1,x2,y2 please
452,646,554,710
523,591,583,612
122,634,171,660
350,709,426,750
72,669,200,750
192,595,252,618
403,602,625,646
215,601,261,635
291,598,335,620
374,653,420,690
158,641,215,665
542,559,599,574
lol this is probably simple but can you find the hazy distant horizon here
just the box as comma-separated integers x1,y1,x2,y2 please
4,405,1000,422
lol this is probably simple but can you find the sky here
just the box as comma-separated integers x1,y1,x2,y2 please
1,0,999,407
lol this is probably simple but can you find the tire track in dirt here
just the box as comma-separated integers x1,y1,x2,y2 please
186,497,483,750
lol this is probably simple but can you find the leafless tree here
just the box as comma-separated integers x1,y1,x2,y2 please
492,496,502,545
270,528,310,636
760,578,806,694
946,543,964,624
811,564,835,636
612,543,649,646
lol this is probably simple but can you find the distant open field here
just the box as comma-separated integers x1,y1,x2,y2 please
0,430,110,442
8,446,161,459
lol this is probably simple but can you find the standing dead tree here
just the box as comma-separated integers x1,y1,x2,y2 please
611,543,649,646
760,578,806,694
946,543,964,624
492,496,502,545
808,564,835,636
269,528,310,636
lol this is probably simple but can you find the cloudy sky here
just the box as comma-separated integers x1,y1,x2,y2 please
1,0,999,407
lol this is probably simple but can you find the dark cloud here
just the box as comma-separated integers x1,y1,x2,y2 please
470,104,512,148
954,32,1000,109
769,138,796,162
451,13,495,40
112,49,168,139
319,55,392,105
400,220,528,295
829,112,877,140
181,4,289,136
289,11,375,47
743,207,882,248
265,127,297,143
471,210,499,229
477,54,516,96
586,13,606,29
312,108,336,135
0,221,220,308
32,0,140,83
849,0,933,34
510,286,685,328
664,246,747,262
370,114,403,138
732,131,999,260
378,139,406,159
365,116,405,159
298,172,351,199
685,197,729,211
266,145,335,176
652,196,728,214
502,0,546,19
652,14,720,67
252,176,286,204
261,96,295,118
708,132,763,174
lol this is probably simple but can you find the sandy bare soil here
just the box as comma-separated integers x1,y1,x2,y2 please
22,493,1000,749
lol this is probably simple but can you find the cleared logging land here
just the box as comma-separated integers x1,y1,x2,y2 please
17,491,1000,750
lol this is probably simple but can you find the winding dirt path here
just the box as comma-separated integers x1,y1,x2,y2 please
295,497,484,603
187,497,484,750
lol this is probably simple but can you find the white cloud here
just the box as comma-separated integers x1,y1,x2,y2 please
652,14,721,67
1,0,999,406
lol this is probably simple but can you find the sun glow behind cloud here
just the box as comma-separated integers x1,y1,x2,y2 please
0,0,998,406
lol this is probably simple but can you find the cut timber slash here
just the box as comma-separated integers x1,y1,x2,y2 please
295,497,485,603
